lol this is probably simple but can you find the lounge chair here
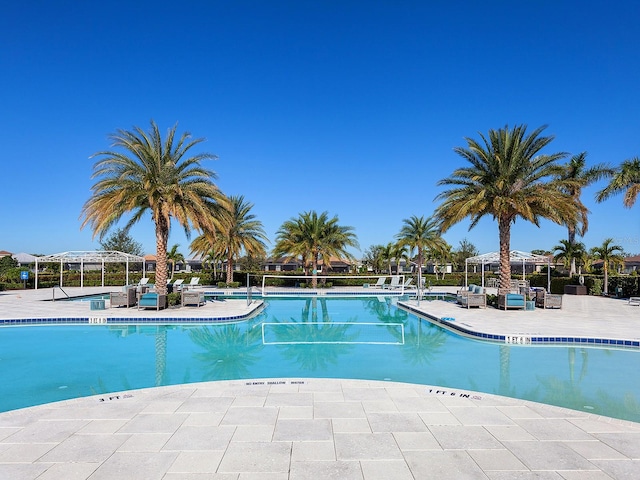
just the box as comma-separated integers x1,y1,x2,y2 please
372,277,387,289
186,277,200,289
534,289,562,309
169,279,184,292
384,276,401,289
403,277,414,289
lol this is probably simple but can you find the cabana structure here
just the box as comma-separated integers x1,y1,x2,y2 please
465,250,551,293
34,251,145,289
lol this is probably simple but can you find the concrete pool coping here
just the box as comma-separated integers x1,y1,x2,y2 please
1,287,639,479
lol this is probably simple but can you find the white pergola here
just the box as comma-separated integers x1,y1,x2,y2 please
34,251,145,289
465,250,551,292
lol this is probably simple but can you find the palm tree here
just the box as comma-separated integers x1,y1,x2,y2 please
435,124,582,295
191,196,267,284
590,238,625,295
80,120,227,295
379,243,395,275
557,153,612,275
273,211,359,287
558,153,612,242
390,242,410,275
362,245,385,274
552,239,586,277
220,195,268,284
396,215,444,291
597,157,640,208
272,214,310,275
166,244,184,280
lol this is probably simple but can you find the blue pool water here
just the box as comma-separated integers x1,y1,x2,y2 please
1,297,639,422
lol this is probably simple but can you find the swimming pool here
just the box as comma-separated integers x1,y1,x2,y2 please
1,297,639,422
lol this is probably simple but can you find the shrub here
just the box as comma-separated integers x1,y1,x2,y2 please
167,292,181,306
217,282,226,288
590,278,603,296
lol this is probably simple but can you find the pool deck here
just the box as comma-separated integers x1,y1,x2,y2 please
1,287,639,479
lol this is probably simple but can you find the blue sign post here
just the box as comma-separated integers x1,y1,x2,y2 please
20,271,29,288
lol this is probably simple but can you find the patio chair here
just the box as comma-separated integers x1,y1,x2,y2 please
186,277,201,289
457,284,486,308
403,277,414,289
372,277,387,288
110,286,137,308
137,292,167,311
534,289,562,309
182,290,206,307
498,293,526,310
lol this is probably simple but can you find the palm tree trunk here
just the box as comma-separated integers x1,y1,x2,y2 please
155,327,167,386
568,226,577,277
155,219,169,295
226,250,234,284
312,252,319,288
498,217,511,295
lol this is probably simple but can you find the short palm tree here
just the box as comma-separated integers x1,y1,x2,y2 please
273,211,359,287
379,243,394,275
552,239,586,277
596,157,640,208
435,124,582,294
272,214,310,275
396,215,444,290
557,153,612,274
80,120,228,295
390,242,410,275
590,238,625,295
191,195,267,284
166,244,184,280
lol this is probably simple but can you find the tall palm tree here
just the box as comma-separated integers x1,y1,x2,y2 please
191,195,267,284
590,238,625,295
80,120,227,295
552,239,586,277
273,211,359,287
396,215,444,291
166,244,184,280
596,157,640,208
435,124,582,295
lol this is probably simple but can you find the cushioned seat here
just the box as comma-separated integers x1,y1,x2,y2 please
498,293,525,310
137,293,167,311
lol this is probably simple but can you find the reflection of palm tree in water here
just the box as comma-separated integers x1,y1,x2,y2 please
273,297,358,372
393,317,447,367
497,345,515,397
189,324,264,380
155,327,167,386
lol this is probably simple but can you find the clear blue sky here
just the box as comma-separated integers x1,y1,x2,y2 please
2,1,639,258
